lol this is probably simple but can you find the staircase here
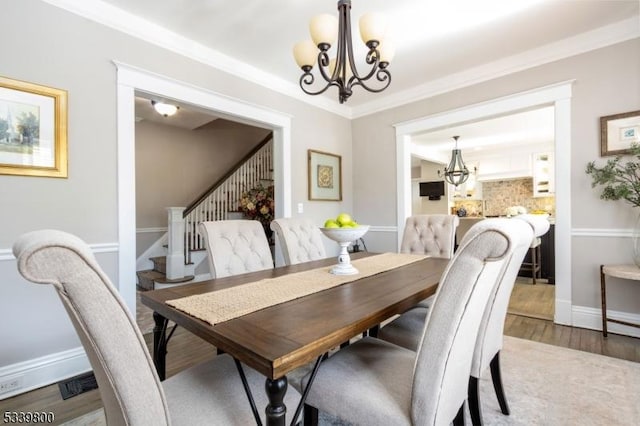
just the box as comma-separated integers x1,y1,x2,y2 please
136,134,273,290
136,256,194,291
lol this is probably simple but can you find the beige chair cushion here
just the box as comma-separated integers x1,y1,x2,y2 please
379,218,541,381
199,220,273,278
270,218,326,265
301,220,516,426
400,214,459,259
13,229,300,426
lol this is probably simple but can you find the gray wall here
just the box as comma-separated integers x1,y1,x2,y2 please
352,38,640,315
0,0,351,386
136,118,270,228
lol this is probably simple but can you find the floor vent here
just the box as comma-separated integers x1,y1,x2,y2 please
58,371,98,400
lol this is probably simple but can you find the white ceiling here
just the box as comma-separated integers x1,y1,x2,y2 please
134,96,218,130
49,1,638,155
89,0,638,114
412,106,556,163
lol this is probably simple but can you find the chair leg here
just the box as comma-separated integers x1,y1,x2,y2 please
303,404,318,426
453,403,465,426
468,376,483,425
368,324,380,338
490,352,510,415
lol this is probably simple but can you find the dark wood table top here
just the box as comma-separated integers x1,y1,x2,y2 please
141,252,447,379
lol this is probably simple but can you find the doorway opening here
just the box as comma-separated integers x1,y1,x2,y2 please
116,62,292,316
408,106,556,321
395,81,573,325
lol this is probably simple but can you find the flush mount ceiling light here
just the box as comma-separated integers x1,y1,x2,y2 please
440,136,470,187
151,100,179,117
293,0,395,104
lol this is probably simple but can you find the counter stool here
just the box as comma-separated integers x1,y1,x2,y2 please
520,236,542,284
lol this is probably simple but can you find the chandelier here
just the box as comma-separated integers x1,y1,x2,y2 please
441,136,469,187
293,0,395,104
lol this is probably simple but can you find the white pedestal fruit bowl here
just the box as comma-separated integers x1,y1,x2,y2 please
320,225,370,275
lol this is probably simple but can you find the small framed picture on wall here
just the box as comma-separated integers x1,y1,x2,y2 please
600,110,640,156
308,149,342,201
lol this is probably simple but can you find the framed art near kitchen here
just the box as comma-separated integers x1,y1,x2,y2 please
600,110,640,157
0,76,68,177
308,149,342,201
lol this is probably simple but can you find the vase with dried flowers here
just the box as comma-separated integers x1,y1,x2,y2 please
239,183,275,241
586,143,640,266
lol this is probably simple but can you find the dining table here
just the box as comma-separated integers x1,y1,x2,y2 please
141,251,448,426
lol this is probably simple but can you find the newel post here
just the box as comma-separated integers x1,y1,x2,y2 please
166,207,186,280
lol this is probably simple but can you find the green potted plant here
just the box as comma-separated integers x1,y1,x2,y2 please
586,143,640,266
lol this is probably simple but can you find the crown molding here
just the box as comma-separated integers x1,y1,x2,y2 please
350,17,640,118
41,0,352,118
42,1,638,120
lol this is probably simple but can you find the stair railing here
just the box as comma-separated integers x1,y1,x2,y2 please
181,135,273,264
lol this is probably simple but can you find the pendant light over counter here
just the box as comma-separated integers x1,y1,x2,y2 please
442,136,469,187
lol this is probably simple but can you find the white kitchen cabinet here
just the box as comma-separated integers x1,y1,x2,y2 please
475,152,532,181
533,152,554,197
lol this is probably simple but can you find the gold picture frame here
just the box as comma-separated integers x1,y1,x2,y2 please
600,110,640,157
308,149,342,201
0,76,68,177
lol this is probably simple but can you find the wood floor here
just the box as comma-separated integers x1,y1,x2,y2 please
1,290,639,425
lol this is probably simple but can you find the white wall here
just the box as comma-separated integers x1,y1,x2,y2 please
0,0,351,397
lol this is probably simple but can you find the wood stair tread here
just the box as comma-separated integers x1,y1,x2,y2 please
154,275,195,284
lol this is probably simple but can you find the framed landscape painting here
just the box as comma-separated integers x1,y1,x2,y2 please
308,149,342,201
600,110,640,157
0,76,68,177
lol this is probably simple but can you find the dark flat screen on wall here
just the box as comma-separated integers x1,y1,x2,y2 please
419,181,445,199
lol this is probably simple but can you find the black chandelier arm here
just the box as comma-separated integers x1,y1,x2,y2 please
348,68,391,94
299,72,340,96
316,51,334,83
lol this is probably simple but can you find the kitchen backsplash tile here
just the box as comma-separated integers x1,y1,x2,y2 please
454,178,555,217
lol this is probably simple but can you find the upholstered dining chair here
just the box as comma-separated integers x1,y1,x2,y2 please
400,214,460,258
199,219,274,279
12,229,302,425
378,217,548,425
299,220,517,426
399,214,460,312
270,218,327,265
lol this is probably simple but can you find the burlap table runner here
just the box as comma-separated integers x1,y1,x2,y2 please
167,252,428,326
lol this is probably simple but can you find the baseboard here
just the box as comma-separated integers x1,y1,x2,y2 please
554,298,573,325
572,305,640,338
0,347,90,400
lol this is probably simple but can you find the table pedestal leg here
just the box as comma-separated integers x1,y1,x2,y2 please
153,312,169,380
265,376,287,426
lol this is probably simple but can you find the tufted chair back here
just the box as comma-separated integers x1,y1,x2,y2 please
270,218,327,265
411,219,515,425
199,220,274,279
470,215,550,374
400,214,459,259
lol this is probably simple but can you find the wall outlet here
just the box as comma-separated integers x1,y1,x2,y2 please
297,203,304,214
0,375,23,395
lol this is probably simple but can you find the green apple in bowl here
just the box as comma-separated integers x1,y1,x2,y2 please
324,219,340,228
336,213,353,227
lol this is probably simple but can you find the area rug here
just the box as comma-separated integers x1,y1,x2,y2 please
62,336,640,425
